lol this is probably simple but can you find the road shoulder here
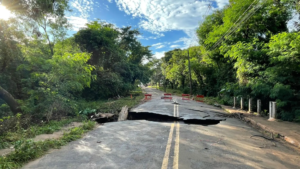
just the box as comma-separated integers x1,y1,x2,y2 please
222,105,300,149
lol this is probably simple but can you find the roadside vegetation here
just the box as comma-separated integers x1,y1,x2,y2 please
147,86,182,97
0,116,85,149
0,121,95,169
0,0,151,167
149,0,300,122
0,1,151,132
78,88,144,114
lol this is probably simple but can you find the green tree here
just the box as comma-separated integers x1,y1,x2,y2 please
75,21,152,99
2,0,70,55
0,19,25,114
0,0,71,114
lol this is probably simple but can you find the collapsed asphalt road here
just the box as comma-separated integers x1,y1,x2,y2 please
127,112,224,125
23,88,300,169
128,97,226,126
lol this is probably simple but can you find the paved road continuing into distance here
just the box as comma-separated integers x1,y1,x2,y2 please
23,87,300,169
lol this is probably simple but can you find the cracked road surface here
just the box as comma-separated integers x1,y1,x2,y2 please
23,88,300,169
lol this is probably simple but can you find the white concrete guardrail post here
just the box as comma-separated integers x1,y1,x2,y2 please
233,97,236,108
269,101,272,117
241,97,243,110
268,101,276,121
257,99,261,114
248,98,252,113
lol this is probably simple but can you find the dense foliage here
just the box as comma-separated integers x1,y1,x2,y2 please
152,0,300,121
74,21,152,99
0,1,152,126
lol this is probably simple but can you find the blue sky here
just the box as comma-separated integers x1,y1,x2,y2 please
66,0,231,59
66,0,299,59
1,0,298,59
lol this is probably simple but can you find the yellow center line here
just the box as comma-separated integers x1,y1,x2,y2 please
161,104,181,169
173,105,180,169
161,122,175,169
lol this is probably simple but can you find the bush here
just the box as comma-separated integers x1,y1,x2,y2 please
279,111,294,121
82,71,134,100
0,104,12,118
0,116,18,136
182,87,190,94
294,109,300,122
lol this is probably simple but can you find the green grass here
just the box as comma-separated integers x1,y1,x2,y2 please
149,86,183,97
78,88,144,114
0,116,85,150
204,97,222,105
147,85,159,89
0,121,96,169
0,87,145,169
1,89,144,151
204,96,234,106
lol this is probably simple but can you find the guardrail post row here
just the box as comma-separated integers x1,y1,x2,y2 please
257,99,261,114
241,97,243,110
269,101,272,117
272,102,276,119
268,101,276,121
233,97,236,108
248,98,252,113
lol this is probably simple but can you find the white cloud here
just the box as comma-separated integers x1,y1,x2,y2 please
69,0,94,18
138,33,165,40
148,34,165,40
156,45,165,49
136,35,144,39
105,5,110,11
154,51,166,59
152,41,188,50
152,43,163,47
173,29,199,48
170,45,180,48
67,16,88,31
108,0,113,3
67,0,94,31
114,0,229,47
288,12,299,32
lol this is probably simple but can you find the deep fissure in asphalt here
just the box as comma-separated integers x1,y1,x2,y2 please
94,112,224,125
127,112,222,125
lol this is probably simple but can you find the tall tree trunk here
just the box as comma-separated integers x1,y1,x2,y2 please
131,77,137,85
172,80,175,89
194,71,205,89
163,78,167,92
182,75,185,89
40,18,54,56
0,86,21,114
